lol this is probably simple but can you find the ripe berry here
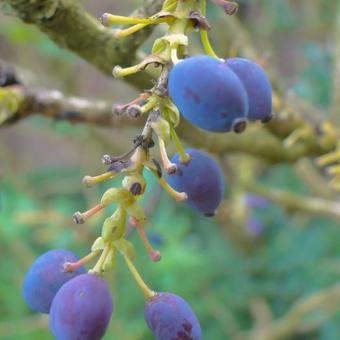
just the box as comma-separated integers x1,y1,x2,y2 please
145,292,202,340
167,148,224,216
168,55,248,132
49,273,113,340
22,249,86,313
225,57,272,122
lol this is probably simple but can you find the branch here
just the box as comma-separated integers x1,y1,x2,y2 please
0,0,163,89
0,84,141,128
238,283,340,340
0,63,333,164
247,183,340,220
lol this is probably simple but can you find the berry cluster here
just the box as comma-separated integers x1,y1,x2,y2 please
23,250,202,339
22,1,272,339
169,56,272,133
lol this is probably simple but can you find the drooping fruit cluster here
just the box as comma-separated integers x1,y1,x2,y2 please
23,249,202,340
22,0,272,339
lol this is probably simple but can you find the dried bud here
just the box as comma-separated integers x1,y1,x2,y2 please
232,119,247,133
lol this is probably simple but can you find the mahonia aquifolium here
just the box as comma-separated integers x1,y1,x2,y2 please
22,1,272,339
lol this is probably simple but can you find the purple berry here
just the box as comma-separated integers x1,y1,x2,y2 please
22,249,86,313
49,273,113,340
225,57,272,122
244,193,269,209
246,217,264,236
167,148,224,216
168,55,248,132
145,292,202,340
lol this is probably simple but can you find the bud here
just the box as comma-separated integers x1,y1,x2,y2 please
122,173,146,196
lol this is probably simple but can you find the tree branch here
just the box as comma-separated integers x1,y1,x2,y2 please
0,62,334,164
247,183,340,220
0,0,163,89
239,283,340,340
0,84,141,128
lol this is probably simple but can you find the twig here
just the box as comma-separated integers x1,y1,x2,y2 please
1,85,141,128
237,283,340,340
247,183,340,220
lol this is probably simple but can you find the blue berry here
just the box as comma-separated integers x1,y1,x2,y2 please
167,148,224,216
168,55,248,132
22,249,86,313
49,273,113,340
145,292,202,340
244,193,269,209
246,217,264,236
226,57,272,122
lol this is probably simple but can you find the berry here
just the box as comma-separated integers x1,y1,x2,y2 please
244,193,269,209
22,249,86,313
168,55,248,132
49,273,113,340
145,292,202,340
246,216,264,236
167,148,224,216
225,57,272,122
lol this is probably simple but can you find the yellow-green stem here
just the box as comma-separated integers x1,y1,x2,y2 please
141,96,158,114
92,246,110,274
169,124,190,163
167,0,195,36
123,255,156,299
103,13,166,26
199,0,219,58
115,23,148,38
316,151,340,166
156,176,188,201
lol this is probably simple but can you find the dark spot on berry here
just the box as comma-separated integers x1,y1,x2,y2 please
173,330,193,340
219,111,229,118
183,320,193,333
184,88,201,103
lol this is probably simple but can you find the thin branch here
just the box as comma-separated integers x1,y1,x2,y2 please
247,183,340,220
237,283,340,340
0,0,163,89
0,84,141,128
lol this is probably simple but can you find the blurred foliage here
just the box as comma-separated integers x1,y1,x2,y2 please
0,0,339,339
